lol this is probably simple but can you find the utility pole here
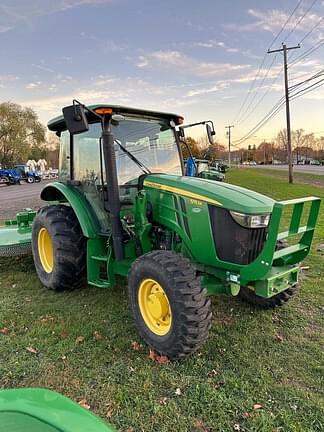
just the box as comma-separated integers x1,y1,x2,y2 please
268,43,300,183
225,125,234,168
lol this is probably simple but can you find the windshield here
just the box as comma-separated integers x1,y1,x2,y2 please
72,116,182,185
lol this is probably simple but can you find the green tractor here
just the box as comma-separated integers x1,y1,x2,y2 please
0,101,320,360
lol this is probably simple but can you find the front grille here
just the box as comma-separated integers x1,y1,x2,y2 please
209,206,267,265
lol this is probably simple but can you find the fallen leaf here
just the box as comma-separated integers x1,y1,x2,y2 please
243,412,250,418
106,409,114,418
40,316,56,323
159,397,168,405
149,349,157,361
233,424,240,431
155,355,169,364
60,330,69,338
194,419,210,431
207,369,218,377
175,388,182,396
0,327,9,335
131,340,143,351
275,333,284,342
78,399,90,410
26,346,38,354
253,403,263,410
93,331,102,341
148,349,169,364
75,336,85,344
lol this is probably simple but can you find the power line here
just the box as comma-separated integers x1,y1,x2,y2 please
284,0,318,43
299,15,324,44
270,0,304,48
288,68,324,90
232,77,324,146
231,0,304,124
290,76,324,98
290,37,324,65
237,54,280,125
238,65,283,125
232,53,268,125
232,97,285,145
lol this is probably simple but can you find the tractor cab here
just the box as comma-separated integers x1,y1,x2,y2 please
47,104,185,232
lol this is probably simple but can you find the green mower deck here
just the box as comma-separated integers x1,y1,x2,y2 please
0,209,35,256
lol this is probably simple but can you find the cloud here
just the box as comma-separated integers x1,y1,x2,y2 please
80,32,126,52
17,76,206,124
194,40,225,48
0,0,114,31
175,39,241,55
0,25,12,32
26,82,42,89
225,7,324,38
136,50,250,77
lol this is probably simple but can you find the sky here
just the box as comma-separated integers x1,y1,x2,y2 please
0,0,323,147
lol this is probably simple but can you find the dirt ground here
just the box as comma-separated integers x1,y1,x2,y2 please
0,180,53,220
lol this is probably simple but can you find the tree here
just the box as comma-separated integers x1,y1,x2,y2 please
255,141,274,164
46,133,60,168
0,102,46,167
180,136,201,159
293,129,306,163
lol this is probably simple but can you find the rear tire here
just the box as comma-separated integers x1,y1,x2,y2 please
239,284,298,309
128,250,212,360
32,205,86,291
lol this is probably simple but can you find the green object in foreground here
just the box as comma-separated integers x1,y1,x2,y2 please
0,388,114,432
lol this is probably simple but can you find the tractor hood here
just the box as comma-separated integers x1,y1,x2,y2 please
143,174,275,214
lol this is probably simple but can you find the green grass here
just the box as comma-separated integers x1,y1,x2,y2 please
243,167,324,187
1,169,323,432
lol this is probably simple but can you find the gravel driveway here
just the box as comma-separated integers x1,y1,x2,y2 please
0,180,53,220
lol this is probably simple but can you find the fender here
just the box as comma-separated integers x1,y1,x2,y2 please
41,182,100,238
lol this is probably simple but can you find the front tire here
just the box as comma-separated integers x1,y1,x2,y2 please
128,250,212,360
27,176,35,183
32,205,86,291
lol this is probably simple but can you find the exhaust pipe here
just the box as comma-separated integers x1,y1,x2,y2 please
101,121,124,261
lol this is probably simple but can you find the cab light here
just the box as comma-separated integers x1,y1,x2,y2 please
95,107,113,115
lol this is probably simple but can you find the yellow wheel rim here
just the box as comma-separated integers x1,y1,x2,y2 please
38,227,54,273
138,278,172,336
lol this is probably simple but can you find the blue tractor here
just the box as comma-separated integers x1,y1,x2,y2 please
0,168,21,185
14,164,42,183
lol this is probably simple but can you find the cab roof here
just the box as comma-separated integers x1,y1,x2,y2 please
47,104,184,133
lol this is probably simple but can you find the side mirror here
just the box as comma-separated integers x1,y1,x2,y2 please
206,124,215,145
62,103,89,135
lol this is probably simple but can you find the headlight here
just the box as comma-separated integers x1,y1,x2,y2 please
230,211,270,228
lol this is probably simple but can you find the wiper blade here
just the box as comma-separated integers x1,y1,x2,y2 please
114,139,151,175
